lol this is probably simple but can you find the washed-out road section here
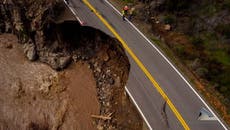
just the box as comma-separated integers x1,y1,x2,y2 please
66,0,228,130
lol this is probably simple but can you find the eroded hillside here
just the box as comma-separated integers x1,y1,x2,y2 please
0,0,142,129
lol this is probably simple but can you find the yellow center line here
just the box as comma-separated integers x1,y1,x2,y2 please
82,0,190,129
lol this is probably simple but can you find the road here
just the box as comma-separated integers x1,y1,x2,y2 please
65,0,228,130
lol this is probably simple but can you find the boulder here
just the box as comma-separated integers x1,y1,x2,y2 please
46,55,72,70
164,24,171,31
58,56,72,69
23,42,37,61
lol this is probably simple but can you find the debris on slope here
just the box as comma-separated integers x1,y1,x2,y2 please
0,0,69,69
0,34,100,130
0,0,143,129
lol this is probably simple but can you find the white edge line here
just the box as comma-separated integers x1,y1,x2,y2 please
104,0,228,129
64,1,152,129
63,0,84,25
64,0,228,129
125,87,153,130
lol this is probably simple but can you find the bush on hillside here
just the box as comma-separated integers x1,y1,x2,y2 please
163,15,176,24
163,0,191,12
215,24,230,39
223,0,230,10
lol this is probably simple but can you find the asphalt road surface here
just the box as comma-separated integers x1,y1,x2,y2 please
65,0,229,130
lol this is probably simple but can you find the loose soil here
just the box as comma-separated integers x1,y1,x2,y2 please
0,1,143,129
0,33,143,130
0,34,99,130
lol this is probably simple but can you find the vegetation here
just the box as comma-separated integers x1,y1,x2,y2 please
163,0,191,12
163,15,176,24
161,0,230,105
223,0,230,10
122,0,134,3
120,0,230,124
215,24,230,39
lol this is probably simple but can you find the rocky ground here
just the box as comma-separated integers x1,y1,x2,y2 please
0,0,143,129
0,34,100,130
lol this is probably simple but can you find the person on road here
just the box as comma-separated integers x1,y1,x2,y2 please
122,5,129,21
128,7,135,20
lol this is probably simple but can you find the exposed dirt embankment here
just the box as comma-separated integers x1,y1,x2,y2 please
0,34,100,130
0,0,142,129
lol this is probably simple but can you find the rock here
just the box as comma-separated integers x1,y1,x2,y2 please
106,69,111,74
72,55,79,62
94,62,98,67
0,20,5,33
41,56,57,70
39,81,51,94
23,42,37,61
108,78,114,85
103,53,110,62
5,21,12,33
96,67,101,73
164,24,171,31
11,79,24,98
59,56,72,69
81,55,88,60
5,43,13,49
97,124,103,130
106,102,110,107
44,55,72,70
190,58,200,70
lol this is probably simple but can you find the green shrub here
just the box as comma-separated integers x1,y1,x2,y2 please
195,67,209,78
164,0,190,11
223,0,230,10
216,68,230,100
218,67,230,86
190,36,204,47
122,0,134,3
215,24,230,39
220,86,228,93
212,50,230,66
174,44,185,57
203,5,218,16
163,15,176,24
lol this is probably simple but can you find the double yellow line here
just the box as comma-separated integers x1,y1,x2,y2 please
82,0,190,129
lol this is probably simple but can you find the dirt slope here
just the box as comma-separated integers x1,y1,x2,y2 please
0,0,143,129
0,31,143,130
0,34,99,130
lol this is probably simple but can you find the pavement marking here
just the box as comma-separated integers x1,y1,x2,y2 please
82,0,190,129
125,87,152,130
64,1,151,130
104,1,228,130
64,0,84,25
